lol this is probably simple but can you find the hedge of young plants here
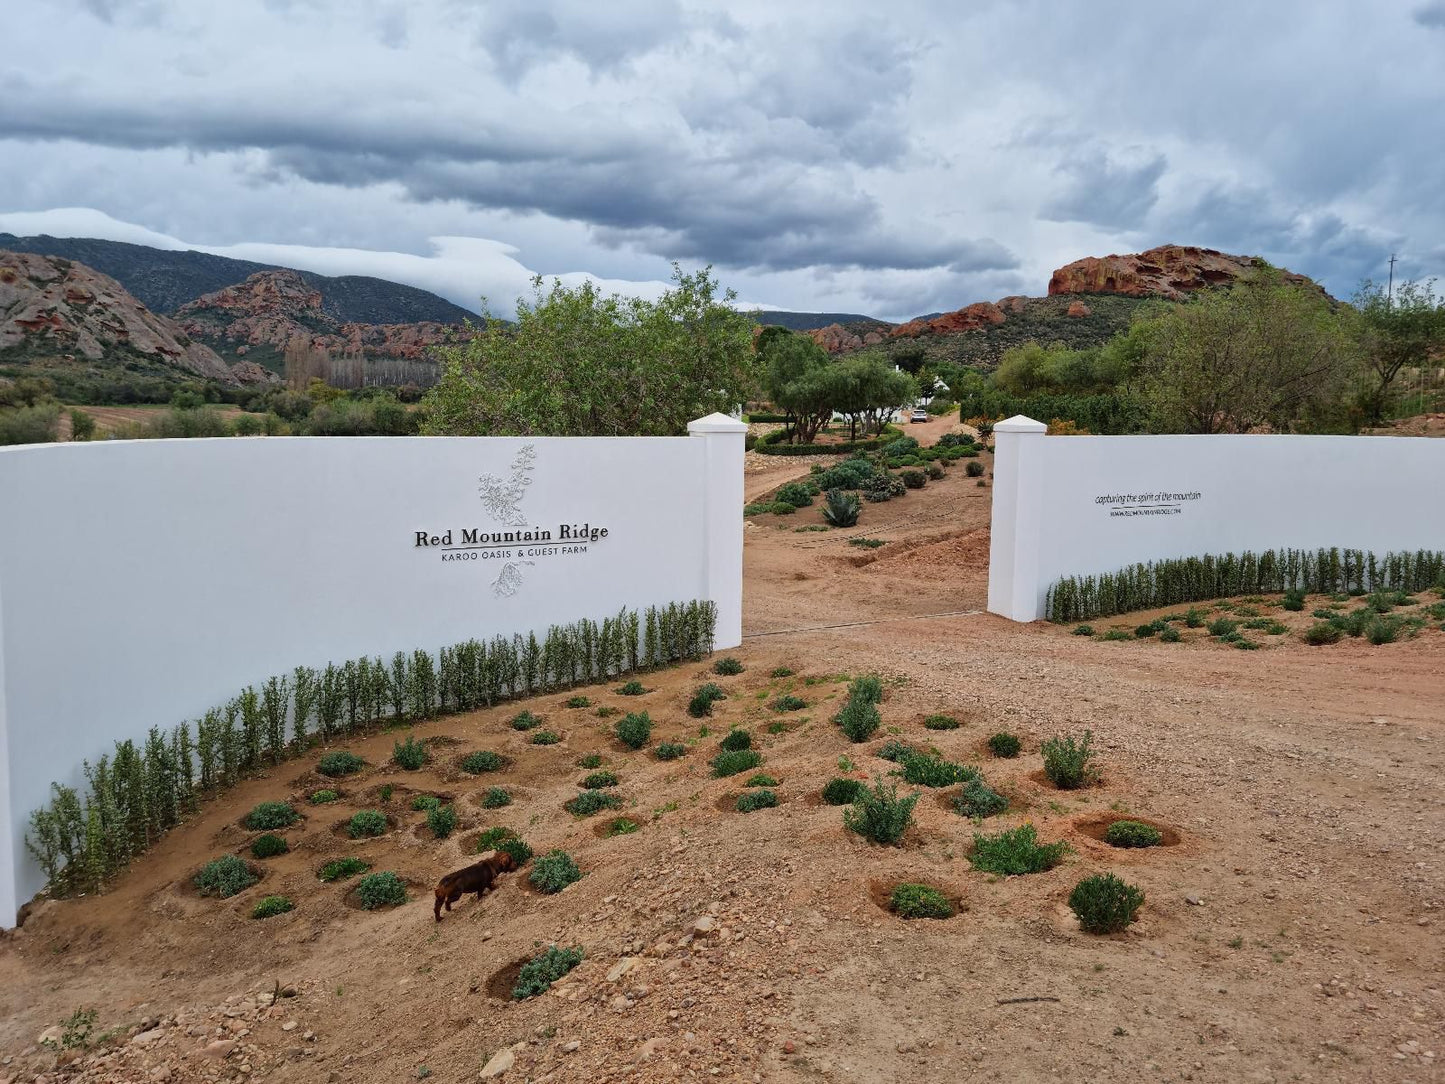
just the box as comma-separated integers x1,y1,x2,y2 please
1046,548,1445,623
26,599,718,900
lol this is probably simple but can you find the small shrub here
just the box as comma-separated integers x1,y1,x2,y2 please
969,824,1069,875
1041,731,1098,789
1134,623,1157,638
426,804,458,839
512,945,583,999
1101,628,1133,641
954,778,1009,818
475,827,533,865
356,871,408,909
849,675,884,704
309,789,340,804
821,777,865,805
775,481,817,508
843,777,919,845
771,694,807,712
1366,615,1404,645
411,794,441,812
719,729,753,752
480,787,512,808
987,731,1021,758
582,770,619,788
1184,607,1206,628
1159,625,1182,643
577,753,604,769
564,790,621,816
564,695,591,708
1068,873,1145,934
710,748,763,777
876,738,915,762
965,460,985,478
530,730,562,745
1281,589,1306,612
615,711,653,749
460,750,504,774
1072,624,1095,636
889,883,953,919
898,751,977,788
744,772,779,787
655,741,687,760
688,683,727,717
251,895,294,919
348,810,388,838
616,680,647,696
510,710,542,731
736,789,778,813
393,734,427,770
767,720,789,734
923,713,959,730
244,801,299,831
194,855,257,898
1233,637,1260,650
1207,617,1238,638
250,833,289,859
317,751,365,777
529,850,582,894
379,784,394,802
318,857,370,882
605,816,640,836
595,706,620,718
849,537,886,548
770,666,795,678
925,462,944,480
837,697,882,742
1104,820,1162,848
713,657,745,676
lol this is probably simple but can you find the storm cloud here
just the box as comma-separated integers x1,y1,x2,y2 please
0,0,1438,319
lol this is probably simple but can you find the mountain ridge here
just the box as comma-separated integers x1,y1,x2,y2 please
0,234,476,326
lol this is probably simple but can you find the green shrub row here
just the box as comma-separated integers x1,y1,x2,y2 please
26,599,717,901
1047,549,1445,623
753,424,903,456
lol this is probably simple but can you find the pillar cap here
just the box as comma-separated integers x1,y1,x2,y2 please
994,415,1047,434
687,413,749,434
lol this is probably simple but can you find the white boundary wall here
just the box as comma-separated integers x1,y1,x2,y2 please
987,415,1445,622
0,414,746,927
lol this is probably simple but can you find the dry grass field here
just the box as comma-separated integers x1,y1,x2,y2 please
1,424,1441,1084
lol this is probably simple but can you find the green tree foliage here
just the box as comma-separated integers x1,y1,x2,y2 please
762,330,836,444
1136,267,1362,433
1353,278,1445,423
424,267,756,436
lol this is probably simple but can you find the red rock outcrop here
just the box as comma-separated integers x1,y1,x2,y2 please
0,251,236,382
1066,300,1092,317
175,270,457,360
890,302,1007,339
1047,244,1320,300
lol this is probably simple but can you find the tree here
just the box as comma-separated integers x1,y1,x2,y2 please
1135,268,1361,433
1353,278,1444,424
760,330,836,443
424,266,757,436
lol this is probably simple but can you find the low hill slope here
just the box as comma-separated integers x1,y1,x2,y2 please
802,244,1324,371
174,269,460,369
0,250,237,384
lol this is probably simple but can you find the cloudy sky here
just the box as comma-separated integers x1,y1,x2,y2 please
1,0,1442,321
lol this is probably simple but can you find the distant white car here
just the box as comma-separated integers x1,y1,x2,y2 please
909,408,929,423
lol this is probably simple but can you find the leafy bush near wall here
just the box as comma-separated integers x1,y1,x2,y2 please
26,599,719,901
1046,549,1445,623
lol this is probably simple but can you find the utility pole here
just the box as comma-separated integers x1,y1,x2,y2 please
1387,253,1397,307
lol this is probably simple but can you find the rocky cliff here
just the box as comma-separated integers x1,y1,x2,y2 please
1047,243,1319,300
175,270,457,364
0,251,236,382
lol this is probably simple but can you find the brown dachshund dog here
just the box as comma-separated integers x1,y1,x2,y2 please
433,852,515,921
